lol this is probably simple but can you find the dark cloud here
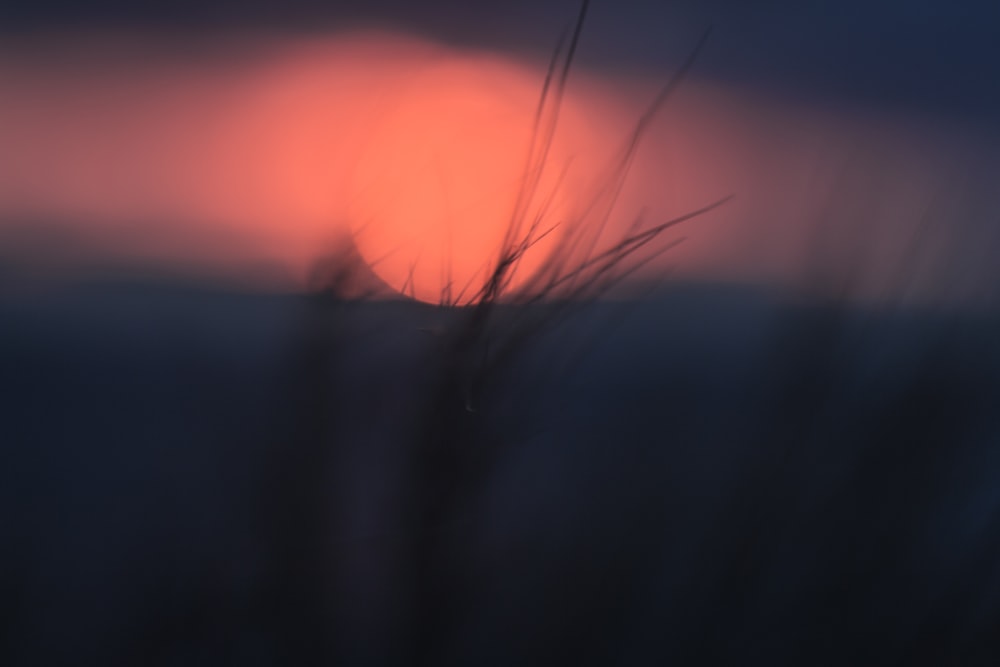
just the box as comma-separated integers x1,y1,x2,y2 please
578,1,1000,122
2,1,999,121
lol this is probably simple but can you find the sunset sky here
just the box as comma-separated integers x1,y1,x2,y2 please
2,0,999,302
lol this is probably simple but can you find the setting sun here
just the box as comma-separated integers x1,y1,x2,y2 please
348,56,593,303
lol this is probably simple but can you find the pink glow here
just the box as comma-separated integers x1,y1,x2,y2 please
0,30,984,302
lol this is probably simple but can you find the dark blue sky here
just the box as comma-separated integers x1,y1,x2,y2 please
2,0,999,121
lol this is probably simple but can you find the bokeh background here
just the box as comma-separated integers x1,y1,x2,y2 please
2,1,1000,665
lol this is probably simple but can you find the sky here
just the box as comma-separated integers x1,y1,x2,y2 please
1,0,999,302
3,0,998,117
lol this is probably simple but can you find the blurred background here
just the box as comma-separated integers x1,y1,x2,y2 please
2,0,1000,664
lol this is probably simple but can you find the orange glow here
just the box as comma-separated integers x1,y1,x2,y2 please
2,31,968,303
349,57,592,303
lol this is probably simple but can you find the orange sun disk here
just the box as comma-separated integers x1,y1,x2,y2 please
349,55,590,304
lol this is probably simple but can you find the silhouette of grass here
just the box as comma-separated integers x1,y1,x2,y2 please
350,3,732,664
291,2,730,664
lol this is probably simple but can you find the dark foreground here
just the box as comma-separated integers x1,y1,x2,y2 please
2,276,1000,665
